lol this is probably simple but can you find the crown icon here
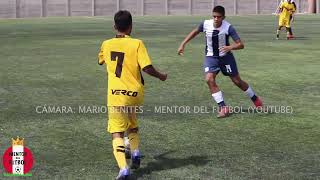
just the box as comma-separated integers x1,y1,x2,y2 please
12,136,24,146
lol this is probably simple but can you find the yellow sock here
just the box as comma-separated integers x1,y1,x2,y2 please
128,133,139,151
112,138,127,169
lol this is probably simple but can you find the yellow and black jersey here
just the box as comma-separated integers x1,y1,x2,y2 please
98,35,152,106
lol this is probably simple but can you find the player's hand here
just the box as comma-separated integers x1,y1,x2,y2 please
177,45,184,56
219,46,232,54
159,73,167,81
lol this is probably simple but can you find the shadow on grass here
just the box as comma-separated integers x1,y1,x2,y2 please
274,36,308,41
130,151,210,179
292,36,308,40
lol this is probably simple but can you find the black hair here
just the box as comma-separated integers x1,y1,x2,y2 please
114,10,132,32
213,6,225,17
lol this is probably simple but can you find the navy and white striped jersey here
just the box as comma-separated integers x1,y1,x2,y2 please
198,20,240,57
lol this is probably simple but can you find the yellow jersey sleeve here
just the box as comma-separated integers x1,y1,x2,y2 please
98,43,105,65
137,40,152,69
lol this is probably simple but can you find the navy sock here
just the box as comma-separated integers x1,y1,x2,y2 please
218,101,226,107
251,95,257,102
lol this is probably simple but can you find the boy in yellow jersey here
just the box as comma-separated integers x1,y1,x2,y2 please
276,0,296,40
98,10,167,179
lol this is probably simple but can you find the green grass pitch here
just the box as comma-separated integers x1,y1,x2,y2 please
0,15,320,179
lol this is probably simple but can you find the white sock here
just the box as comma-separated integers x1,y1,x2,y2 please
245,86,255,98
212,91,224,104
132,149,140,157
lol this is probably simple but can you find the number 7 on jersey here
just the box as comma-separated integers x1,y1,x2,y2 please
111,51,125,78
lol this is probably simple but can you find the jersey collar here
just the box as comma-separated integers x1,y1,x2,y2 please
115,34,131,38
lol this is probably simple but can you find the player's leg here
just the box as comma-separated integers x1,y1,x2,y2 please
206,72,225,106
206,72,229,118
128,128,140,169
285,19,294,39
113,132,130,180
229,74,248,91
127,109,141,169
286,27,294,39
229,74,263,107
289,15,295,38
277,26,283,39
124,133,131,159
277,17,285,39
220,54,263,108
112,132,127,169
108,106,130,179
204,56,229,118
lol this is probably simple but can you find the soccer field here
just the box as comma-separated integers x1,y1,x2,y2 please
1,15,320,179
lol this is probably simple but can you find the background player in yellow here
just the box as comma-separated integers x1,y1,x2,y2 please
276,0,296,40
98,10,167,179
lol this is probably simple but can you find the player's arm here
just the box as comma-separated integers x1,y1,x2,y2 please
177,28,200,55
292,2,297,10
275,1,282,15
220,40,244,54
98,58,105,65
98,44,105,65
178,23,203,55
292,3,297,14
278,2,286,14
138,41,167,81
229,39,244,50
219,26,244,54
290,3,297,22
143,65,167,81
279,7,283,14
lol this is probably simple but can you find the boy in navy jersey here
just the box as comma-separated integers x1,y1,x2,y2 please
177,6,263,118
